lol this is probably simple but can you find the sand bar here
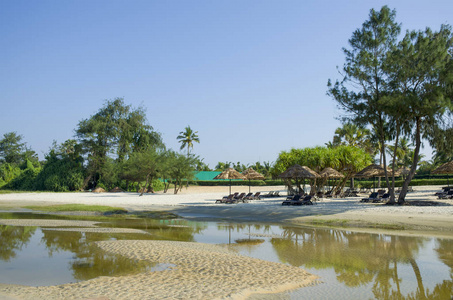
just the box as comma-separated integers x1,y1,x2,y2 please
0,240,317,300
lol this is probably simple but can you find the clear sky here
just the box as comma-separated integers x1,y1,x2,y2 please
1,0,452,168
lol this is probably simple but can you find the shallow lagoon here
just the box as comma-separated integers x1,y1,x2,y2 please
0,212,452,299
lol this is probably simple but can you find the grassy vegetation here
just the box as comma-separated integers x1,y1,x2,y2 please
24,204,128,214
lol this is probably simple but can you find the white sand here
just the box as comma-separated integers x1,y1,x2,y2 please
0,185,452,299
1,185,452,234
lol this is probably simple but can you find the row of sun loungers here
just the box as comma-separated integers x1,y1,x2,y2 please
215,192,261,204
261,191,280,198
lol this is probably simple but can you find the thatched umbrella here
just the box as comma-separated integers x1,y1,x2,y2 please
242,168,265,193
355,164,400,191
214,168,246,195
279,164,320,194
432,161,453,186
319,167,344,192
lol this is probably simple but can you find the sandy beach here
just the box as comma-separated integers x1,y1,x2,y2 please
0,185,452,299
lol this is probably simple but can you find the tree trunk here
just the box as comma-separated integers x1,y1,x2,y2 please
140,174,151,196
379,122,391,193
398,117,421,204
82,174,92,190
388,125,401,204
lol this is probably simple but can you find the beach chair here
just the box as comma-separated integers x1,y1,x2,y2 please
373,193,389,203
360,192,379,203
234,193,247,203
438,190,453,199
300,195,314,205
282,195,313,206
262,191,274,198
245,192,261,200
282,194,302,205
216,194,235,204
377,190,386,197
244,192,253,199
234,193,245,200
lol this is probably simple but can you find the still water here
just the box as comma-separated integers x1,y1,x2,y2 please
0,212,452,299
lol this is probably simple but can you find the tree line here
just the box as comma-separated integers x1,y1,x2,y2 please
0,99,200,194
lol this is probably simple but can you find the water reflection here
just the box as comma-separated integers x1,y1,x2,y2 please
40,229,155,281
99,218,207,241
0,225,157,285
0,214,452,299
0,225,37,261
270,227,453,299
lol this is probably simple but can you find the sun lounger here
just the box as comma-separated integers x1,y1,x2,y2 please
233,193,248,203
216,194,235,203
373,193,389,203
261,191,274,198
244,192,253,199
282,195,313,206
282,194,301,205
435,187,451,196
361,192,379,203
245,192,261,200
344,188,359,197
438,190,453,199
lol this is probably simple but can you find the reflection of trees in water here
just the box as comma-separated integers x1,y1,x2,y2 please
40,229,154,281
38,219,206,281
217,223,272,245
271,227,453,299
0,225,36,261
100,218,207,242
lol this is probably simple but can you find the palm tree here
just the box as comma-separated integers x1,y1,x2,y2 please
177,126,200,157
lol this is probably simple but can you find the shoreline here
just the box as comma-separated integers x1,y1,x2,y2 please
1,185,452,236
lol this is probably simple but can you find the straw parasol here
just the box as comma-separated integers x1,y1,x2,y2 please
279,164,320,193
214,168,246,195
242,167,265,193
355,164,400,191
432,161,453,186
319,167,344,192
319,167,344,179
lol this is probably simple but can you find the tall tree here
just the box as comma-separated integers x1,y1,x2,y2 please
327,6,401,193
0,132,27,165
177,126,200,157
76,98,162,188
385,25,453,203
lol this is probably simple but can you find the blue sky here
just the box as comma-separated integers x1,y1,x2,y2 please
1,1,452,168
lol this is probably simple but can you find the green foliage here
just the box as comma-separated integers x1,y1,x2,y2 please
33,141,85,192
0,163,21,188
272,146,372,176
0,132,26,165
3,159,41,190
76,98,163,188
